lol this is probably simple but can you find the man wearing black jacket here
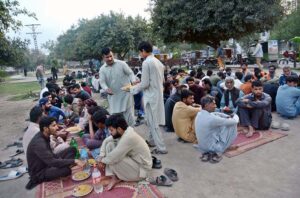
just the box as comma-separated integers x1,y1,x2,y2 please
26,116,85,190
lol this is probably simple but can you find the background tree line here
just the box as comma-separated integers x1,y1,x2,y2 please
3,0,300,70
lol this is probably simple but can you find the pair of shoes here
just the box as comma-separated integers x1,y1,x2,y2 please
149,175,173,187
0,166,27,181
271,121,290,131
200,152,222,164
152,156,162,169
151,148,168,154
145,140,156,148
209,152,223,164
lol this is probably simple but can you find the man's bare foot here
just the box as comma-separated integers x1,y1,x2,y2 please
246,126,254,138
106,175,121,191
241,129,248,134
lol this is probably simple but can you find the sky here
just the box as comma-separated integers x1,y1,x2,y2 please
12,0,150,50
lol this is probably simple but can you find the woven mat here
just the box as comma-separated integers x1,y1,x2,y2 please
224,130,287,158
35,134,164,198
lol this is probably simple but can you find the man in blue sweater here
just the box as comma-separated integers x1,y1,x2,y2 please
276,75,300,118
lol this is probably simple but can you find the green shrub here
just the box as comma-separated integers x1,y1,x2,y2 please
0,70,7,78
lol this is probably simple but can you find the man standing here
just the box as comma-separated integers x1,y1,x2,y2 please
51,66,58,80
236,80,272,137
36,64,45,89
99,48,136,126
216,43,225,69
252,39,263,69
26,116,85,189
130,41,167,154
98,114,152,190
195,96,238,163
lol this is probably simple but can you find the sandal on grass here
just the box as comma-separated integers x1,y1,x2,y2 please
149,175,173,187
164,168,178,182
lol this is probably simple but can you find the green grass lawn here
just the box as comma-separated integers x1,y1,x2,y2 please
0,81,40,96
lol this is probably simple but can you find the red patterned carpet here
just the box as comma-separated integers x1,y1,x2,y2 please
224,130,287,158
35,134,164,198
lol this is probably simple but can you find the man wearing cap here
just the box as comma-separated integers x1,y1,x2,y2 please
39,97,67,122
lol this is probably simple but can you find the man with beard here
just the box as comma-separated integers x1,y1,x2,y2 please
236,80,272,137
99,48,137,126
97,114,152,190
26,116,85,189
261,65,279,83
39,97,67,122
220,77,244,114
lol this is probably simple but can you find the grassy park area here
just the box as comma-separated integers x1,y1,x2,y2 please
0,81,40,101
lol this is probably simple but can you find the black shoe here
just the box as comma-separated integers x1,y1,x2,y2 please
146,140,156,147
177,137,188,143
26,180,39,190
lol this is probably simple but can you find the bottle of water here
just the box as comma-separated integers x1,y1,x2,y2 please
92,164,103,193
80,148,89,172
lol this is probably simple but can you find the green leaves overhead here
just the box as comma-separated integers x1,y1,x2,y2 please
151,0,283,48
271,8,300,41
52,12,151,61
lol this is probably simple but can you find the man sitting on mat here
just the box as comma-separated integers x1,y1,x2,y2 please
236,80,272,138
26,116,85,190
97,114,152,190
195,96,239,163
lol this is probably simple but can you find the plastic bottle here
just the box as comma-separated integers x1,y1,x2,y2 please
69,137,80,159
92,164,103,193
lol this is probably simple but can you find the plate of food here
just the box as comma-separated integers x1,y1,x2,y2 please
121,83,132,92
88,159,97,166
72,184,93,197
72,171,91,181
65,126,82,134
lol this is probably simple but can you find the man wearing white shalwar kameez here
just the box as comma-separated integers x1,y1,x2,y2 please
99,48,136,126
130,41,167,154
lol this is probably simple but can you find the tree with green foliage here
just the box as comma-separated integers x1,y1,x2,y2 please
0,0,36,67
151,0,283,48
51,12,152,61
270,8,300,41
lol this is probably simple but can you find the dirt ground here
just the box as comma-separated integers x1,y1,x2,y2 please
1,70,300,198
